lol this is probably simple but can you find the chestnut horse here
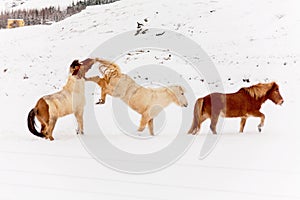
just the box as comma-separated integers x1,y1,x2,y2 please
27,59,92,140
188,82,284,134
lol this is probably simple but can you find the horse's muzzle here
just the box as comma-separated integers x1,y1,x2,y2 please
278,99,284,105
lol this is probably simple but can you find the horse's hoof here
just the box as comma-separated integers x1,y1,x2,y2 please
258,127,262,132
99,99,105,104
95,99,105,105
137,127,145,132
76,129,84,135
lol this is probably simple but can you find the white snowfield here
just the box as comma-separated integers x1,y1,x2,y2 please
0,0,300,199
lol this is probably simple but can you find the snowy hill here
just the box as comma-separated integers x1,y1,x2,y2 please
0,0,79,10
0,0,300,200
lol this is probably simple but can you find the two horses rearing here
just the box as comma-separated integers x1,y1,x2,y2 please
188,82,284,134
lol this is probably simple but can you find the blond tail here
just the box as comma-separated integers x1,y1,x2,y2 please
188,98,203,134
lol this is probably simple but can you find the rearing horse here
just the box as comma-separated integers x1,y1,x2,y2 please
188,82,284,134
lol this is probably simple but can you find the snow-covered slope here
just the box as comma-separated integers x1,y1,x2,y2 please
0,0,300,199
0,0,79,10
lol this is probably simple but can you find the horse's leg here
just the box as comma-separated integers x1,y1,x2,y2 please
40,123,47,138
191,117,207,135
74,110,84,134
251,111,265,132
138,113,150,133
210,113,220,134
239,117,247,133
46,118,57,141
85,76,101,83
148,118,154,136
97,86,108,104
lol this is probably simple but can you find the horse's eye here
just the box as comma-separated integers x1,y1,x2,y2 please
181,93,184,95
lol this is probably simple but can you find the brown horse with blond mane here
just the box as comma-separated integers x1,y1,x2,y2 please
188,82,284,134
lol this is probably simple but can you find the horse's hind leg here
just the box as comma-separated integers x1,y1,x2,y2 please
239,117,247,133
138,114,150,133
148,119,154,136
210,113,220,134
46,118,57,141
191,117,207,135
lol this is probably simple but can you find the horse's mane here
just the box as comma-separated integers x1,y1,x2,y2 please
242,82,275,99
94,58,121,77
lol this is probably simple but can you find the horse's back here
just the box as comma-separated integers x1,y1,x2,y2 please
201,90,263,118
43,91,72,117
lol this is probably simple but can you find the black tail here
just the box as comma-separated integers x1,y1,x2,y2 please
188,98,203,134
27,109,45,138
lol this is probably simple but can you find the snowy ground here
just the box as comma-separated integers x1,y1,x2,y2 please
0,0,300,199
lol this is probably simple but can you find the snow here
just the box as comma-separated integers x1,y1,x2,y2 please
0,0,80,11
0,0,300,199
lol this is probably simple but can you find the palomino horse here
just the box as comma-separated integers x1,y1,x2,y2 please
27,59,89,140
188,82,284,134
85,59,188,136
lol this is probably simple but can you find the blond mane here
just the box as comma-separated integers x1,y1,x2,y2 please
243,82,275,99
94,58,121,78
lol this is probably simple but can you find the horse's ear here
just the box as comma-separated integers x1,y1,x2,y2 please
178,85,185,93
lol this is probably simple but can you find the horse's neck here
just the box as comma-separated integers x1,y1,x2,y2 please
246,92,268,106
63,75,77,92
240,89,268,105
158,88,177,107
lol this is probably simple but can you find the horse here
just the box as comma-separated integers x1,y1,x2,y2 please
188,82,284,135
84,58,121,104
85,59,188,136
27,59,89,140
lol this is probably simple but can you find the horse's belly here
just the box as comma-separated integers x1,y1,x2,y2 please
44,93,73,118
222,110,248,118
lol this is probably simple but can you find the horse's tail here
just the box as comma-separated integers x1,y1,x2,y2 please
188,98,203,134
27,108,45,138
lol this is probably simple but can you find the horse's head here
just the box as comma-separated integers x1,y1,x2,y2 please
168,85,188,107
69,59,82,76
267,82,284,105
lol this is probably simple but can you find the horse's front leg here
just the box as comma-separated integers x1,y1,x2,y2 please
251,111,265,132
148,118,154,136
74,110,84,134
96,87,108,105
239,117,247,133
96,78,109,105
85,75,101,83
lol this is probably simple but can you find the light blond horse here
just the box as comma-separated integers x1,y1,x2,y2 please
86,59,188,135
27,60,89,140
